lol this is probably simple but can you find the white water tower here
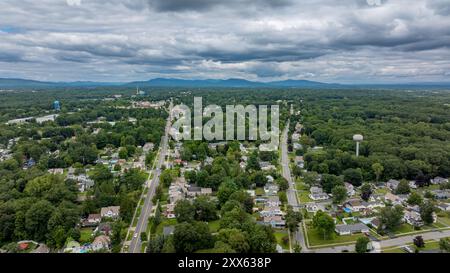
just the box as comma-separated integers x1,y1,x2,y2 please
353,134,363,157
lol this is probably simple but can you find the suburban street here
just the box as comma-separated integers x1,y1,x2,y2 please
311,229,450,253
127,102,173,253
280,121,308,252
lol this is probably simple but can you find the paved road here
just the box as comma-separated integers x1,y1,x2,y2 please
280,121,308,251
128,103,173,253
311,229,450,253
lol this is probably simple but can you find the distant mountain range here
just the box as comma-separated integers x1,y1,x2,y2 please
1,77,450,89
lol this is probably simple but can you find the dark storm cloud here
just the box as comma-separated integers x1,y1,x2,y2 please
147,0,293,12
0,0,450,83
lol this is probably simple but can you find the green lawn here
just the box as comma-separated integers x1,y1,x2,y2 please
255,187,265,196
298,190,313,203
80,228,94,244
392,224,416,235
305,224,364,247
437,215,450,227
274,232,290,250
155,218,178,235
374,187,389,195
208,220,221,233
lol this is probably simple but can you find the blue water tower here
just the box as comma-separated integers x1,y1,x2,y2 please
53,100,61,111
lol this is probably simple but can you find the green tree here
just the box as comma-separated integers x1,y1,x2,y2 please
193,196,218,221
355,237,370,253
396,179,411,194
379,205,404,231
276,177,289,191
332,185,347,204
173,222,213,253
160,169,174,188
312,211,335,240
285,206,303,232
343,168,363,186
217,180,239,205
361,183,372,201
407,192,423,206
372,163,384,182
419,201,436,225
174,200,195,223
439,238,450,253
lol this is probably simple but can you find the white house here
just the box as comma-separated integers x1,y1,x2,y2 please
91,235,111,252
100,206,120,219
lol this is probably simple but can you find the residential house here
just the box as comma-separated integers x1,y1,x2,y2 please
82,214,101,227
165,203,176,219
309,186,329,201
432,190,450,200
335,223,370,236
384,192,404,206
264,183,279,196
310,192,329,201
387,179,400,191
437,203,450,211
294,156,304,168
262,216,286,228
100,206,120,220
431,177,449,185
409,181,418,189
91,235,111,252
260,206,283,217
143,143,155,153
345,199,367,212
95,223,112,235
266,196,281,207
344,182,355,196
293,143,303,151
261,164,276,172
31,244,50,254
48,168,64,175
404,210,424,227
304,203,326,214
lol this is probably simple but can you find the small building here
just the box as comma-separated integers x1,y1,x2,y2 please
335,223,370,236
83,214,101,227
310,193,330,201
404,210,424,227
432,190,450,200
344,182,355,196
431,177,449,185
31,244,50,254
100,206,120,219
386,179,400,191
91,235,111,252
345,199,367,212
304,203,325,214
48,168,64,175
262,215,286,228
437,203,450,211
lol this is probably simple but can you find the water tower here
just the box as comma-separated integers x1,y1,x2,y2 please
353,134,363,157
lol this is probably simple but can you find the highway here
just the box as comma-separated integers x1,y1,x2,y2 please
280,121,308,252
127,102,173,253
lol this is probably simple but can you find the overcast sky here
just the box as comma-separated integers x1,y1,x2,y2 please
1,0,450,83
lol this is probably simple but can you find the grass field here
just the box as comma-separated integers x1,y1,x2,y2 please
208,220,221,233
274,232,290,250
155,218,178,235
305,224,364,247
80,228,94,244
